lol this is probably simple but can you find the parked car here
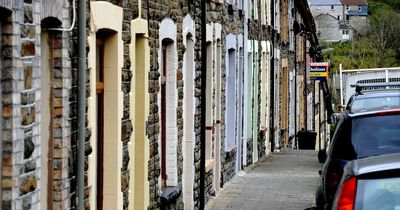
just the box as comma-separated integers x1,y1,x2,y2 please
346,82,400,113
332,153,400,210
315,108,400,209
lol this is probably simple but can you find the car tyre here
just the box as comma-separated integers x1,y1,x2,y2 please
315,185,325,208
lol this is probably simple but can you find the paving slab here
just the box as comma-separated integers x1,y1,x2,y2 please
208,150,321,210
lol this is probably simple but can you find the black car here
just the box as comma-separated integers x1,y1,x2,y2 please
332,153,400,210
315,108,400,209
346,83,400,113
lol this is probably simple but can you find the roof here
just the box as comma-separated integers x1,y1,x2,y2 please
340,0,367,5
351,153,400,176
308,0,342,6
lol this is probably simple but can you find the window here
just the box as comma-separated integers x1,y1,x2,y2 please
225,34,237,151
95,34,106,210
205,41,214,164
88,3,124,209
226,49,236,150
161,42,168,187
338,15,341,20
159,19,178,188
331,5,334,10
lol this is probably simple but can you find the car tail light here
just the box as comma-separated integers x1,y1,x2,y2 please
337,177,357,210
377,110,400,115
327,165,343,202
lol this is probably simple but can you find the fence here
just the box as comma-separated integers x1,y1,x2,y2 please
339,64,400,106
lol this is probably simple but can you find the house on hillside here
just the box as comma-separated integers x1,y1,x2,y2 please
340,0,369,35
308,0,368,43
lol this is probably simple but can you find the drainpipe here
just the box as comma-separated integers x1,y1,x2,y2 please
294,10,297,149
200,0,207,208
269,0,275,153
77,0,86,209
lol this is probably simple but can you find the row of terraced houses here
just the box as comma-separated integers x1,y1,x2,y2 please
0,0,329,209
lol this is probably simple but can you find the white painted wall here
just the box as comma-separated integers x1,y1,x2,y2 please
182,14,195,210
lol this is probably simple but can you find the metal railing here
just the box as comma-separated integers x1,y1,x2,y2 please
339,64,400,106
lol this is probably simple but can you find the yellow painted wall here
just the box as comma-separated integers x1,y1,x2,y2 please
129,18,150,210
87,2,124,210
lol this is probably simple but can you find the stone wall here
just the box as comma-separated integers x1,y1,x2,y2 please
1,1,72,209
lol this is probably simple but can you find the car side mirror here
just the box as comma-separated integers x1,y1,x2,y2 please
318,149,327,163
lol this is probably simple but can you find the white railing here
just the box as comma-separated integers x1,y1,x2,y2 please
339,64,400,106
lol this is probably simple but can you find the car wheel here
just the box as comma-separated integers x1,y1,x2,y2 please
315,185,325,208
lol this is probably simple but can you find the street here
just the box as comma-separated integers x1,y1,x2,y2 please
208,150,321,210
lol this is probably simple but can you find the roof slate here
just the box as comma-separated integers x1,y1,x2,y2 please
308,0,342,6
340,0,367,5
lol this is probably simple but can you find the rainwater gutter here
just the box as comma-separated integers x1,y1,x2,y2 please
200,0,207,207
77,0,86,209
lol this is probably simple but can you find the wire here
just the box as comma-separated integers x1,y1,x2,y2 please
48,0,76,32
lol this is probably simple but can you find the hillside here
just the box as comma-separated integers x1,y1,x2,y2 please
368,0,400,13
323,0,400,73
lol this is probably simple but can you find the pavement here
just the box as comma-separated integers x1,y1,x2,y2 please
207,150,322,210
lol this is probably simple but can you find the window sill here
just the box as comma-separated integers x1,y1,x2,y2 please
205,159,215,172
160,186,182,206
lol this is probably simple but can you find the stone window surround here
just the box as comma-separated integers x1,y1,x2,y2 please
266,0,271,25
129,18,150,210
237,34,245,171
87,2,124,210
225,33,237,152
253,0,259,20
213,23,222,193
158,18,178,187
205,23,214,171
274,0,280,32
261,0,266,25
250,40,260,163
260,41,268,131
182,14,195,209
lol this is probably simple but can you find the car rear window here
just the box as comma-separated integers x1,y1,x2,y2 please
331,114,400,159
351,96,400,113
352,115,400,158
355,177,400,210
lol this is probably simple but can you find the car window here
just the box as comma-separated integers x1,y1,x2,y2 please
330,119,356,160
351,96,400,113
351,114,400,158
355,177,400,210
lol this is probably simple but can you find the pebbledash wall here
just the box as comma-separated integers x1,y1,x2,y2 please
0,0,72,209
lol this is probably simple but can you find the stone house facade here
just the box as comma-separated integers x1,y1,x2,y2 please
309,0,368,42
0,0,326,210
